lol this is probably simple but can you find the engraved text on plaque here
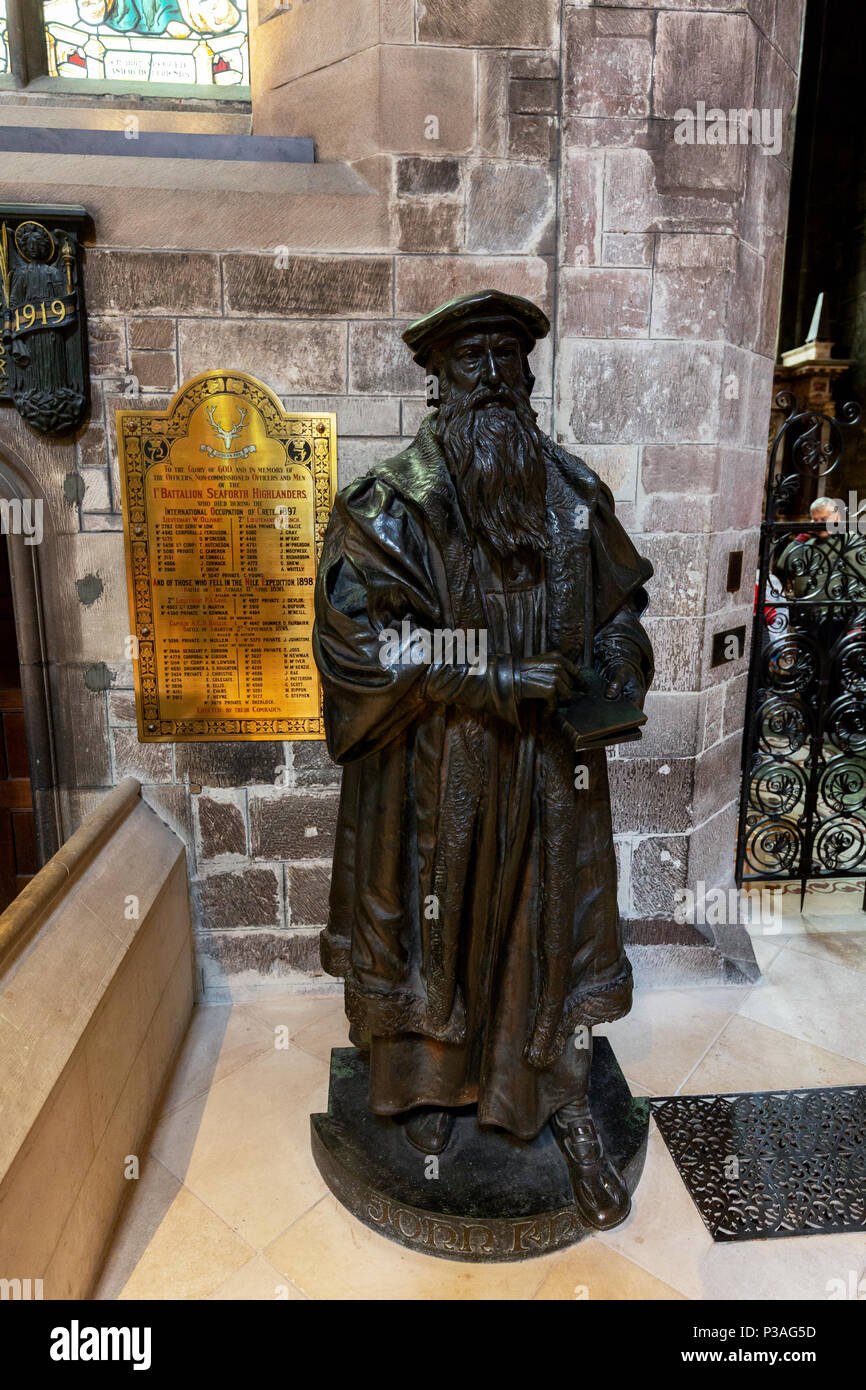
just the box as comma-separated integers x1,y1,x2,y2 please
117,371,337,741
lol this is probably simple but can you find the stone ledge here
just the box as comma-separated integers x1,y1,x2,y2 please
1,153,387,251
0,101,250,134
0,126,313,164
0,775,140,972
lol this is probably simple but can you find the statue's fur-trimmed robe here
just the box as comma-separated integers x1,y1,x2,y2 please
313,417,653,1138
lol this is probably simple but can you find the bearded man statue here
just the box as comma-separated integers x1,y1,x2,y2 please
312,291,654,1241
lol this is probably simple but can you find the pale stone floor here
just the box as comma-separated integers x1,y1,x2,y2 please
94,891,866,1301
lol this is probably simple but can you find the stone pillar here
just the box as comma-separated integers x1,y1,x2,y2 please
554,0,805,981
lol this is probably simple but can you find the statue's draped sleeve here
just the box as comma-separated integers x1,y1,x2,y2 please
313,476,437,764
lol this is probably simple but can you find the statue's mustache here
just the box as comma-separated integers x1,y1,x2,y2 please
446,382,528,416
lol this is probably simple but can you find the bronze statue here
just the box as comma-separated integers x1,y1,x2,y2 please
312,290,654,1251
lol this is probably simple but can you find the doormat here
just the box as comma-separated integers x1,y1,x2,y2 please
650,1086,866,1241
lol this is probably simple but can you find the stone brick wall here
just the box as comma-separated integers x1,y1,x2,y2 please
0,0,806,994
11,238,557,999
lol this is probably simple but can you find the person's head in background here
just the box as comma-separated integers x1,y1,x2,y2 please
810,497,842,536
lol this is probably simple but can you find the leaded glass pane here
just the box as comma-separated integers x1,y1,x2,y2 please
0,1,10,77
42,1,250,88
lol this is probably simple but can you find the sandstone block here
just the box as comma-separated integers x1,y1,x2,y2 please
466,163,555,255
87,251,221,316
129,351,177,393
175,742,286,789
559,267,651,337
561,148,604,266
479,51,509,158
640,617,702,692
282,396,401,436
700,682,726,750
250,792,339,860
574,444,638,502
686,800,739,893
632,835,689,918
509,114,557,161
380,45,477,154
107,690,137,726
349,322,424,395
618,691,701,761
394,202,461,254
722,670,749,740
76,421,108,474
197,867,282,930
509,79,559,115
223,254,392,318
609,757,694,834
293,741,342,788
639,532,707,618
198,928,321,980
603,146,742,237
601,232,653,267
51,666,111,788
641,444,720,494
711,447,766,531
755,35,797,162
395,255,551,319
287,863,332,926
87,318,126,375
396,157,461,195
654,13,758,121
251,0,380,91
509,53,559,81
418,0,558,48
693,731,743,825
111,730,173,784
773,0,805,71
564,16,653,119
651,267,730,341
81,469,111,513
558,338,722,445
179,319,347,395
197,795,247,859
127,318,176,352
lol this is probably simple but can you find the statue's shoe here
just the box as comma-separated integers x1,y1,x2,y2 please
402,1107,455,1155
552,1100,631,1231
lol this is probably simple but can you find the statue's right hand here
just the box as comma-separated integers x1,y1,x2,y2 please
517,653,581,709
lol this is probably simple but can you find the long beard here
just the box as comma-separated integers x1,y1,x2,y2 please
433,382,549,556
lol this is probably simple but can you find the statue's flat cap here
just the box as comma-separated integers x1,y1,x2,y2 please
402,290,550,365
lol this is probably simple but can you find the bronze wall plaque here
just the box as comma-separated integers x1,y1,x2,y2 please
0,203,91,434
117,371,336,742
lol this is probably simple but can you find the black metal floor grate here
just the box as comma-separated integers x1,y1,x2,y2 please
650,1086,866,1241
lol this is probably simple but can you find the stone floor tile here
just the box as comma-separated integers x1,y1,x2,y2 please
150,1045,329,1249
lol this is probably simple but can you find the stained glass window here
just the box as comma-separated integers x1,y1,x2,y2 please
41,1,250,89
0,1,10,77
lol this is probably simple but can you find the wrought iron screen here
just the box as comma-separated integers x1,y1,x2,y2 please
736,392,866,899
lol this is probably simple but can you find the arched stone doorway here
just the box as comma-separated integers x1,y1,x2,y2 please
0,444,62,885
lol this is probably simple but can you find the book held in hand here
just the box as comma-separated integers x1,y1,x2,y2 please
553,667,647,752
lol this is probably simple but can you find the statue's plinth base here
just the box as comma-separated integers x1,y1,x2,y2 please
310,1040,649,1262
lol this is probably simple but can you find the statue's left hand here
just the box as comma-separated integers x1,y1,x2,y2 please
603,661,645,704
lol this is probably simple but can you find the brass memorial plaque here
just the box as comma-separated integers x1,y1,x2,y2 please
117,371,337,742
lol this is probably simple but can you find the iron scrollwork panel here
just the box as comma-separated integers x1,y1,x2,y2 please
737,393,866,891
